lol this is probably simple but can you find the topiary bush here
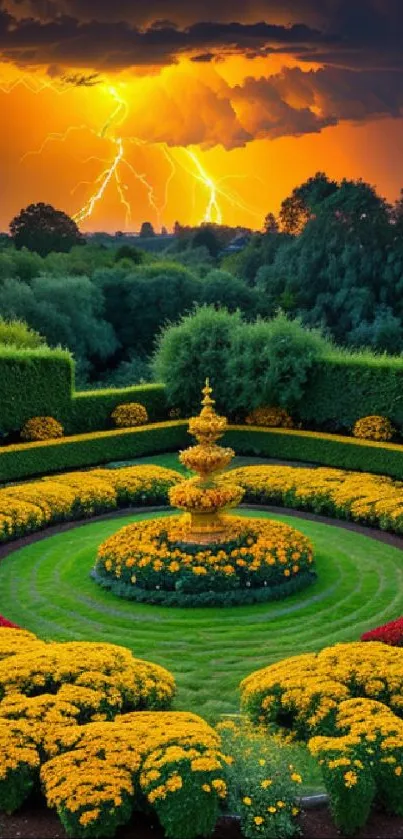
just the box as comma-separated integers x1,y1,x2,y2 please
111,402,148,428
20,416,64,442
245,406,293,428
353,414,394,442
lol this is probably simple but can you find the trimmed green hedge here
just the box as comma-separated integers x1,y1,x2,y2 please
299,353,403,430
69,384,167,434
0,422,189,483
4,420,403,484
0,346,73,435
224,426,403,480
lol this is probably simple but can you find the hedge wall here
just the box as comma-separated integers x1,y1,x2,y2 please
0,346,73,435
225,426,403,480
69,384,167,434
301,354,403,429
0,421,189,482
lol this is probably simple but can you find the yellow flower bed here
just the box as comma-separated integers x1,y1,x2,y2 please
20,416,64,442
0,628,227,838
353,415,394,442
222,464,403,533
0,464,182,543
241,642,403,834
94,514,315,606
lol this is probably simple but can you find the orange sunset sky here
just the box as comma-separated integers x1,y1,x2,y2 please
1,1,403,232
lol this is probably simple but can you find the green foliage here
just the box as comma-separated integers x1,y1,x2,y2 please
219,721,302,839
0,346,73,436
223,427,403,481
153,306,241,413
9,202,84,256
70,384,167,434
302,353,403,430
0,318,44,348
154,308,329,416
0,275,118,377
226,314,329,414
0,422,188,483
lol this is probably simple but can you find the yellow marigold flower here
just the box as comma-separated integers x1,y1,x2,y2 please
344,771,358,788
254,816,264,825
243,796,252,805
395,766,402,776
267,806,277,813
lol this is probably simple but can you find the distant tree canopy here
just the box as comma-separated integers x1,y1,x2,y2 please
9,203,84,256
139,222,156,238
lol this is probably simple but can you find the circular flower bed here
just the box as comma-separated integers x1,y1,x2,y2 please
93,515,316,606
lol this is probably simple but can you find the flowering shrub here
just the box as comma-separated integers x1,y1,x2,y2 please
222,464,403,535
0,628,229,838
41,712,227,839
111,402,148,428
245,407,294,429
241,642,403,835
353,415,394,442
20,416,64,442
218,720,302,839
361,616,403,646
0,464,182,544
94,514,315,607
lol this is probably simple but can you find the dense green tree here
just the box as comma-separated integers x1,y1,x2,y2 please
139,222,156,238
192,225,220,258
0,275,117,376
153,306,242,413
279,172,338,234
9,203,84,256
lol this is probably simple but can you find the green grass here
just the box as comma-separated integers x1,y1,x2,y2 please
1,509,403,726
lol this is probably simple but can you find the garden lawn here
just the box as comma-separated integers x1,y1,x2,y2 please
1,509,403,722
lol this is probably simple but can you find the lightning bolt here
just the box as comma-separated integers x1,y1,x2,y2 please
4,75,262,229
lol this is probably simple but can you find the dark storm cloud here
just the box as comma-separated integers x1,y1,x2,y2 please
0,6,336,69
0,0,402,149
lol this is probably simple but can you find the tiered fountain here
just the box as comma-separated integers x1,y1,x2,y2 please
94,379,316,606
168,379,244,543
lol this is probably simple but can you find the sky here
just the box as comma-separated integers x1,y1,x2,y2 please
1,0,403,232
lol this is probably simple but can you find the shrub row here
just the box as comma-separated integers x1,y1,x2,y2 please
0,345,73,435
0,345,167,436
0,421,189,482
224,426,403,480
4,420,403,483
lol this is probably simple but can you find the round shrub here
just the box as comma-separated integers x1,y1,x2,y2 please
111,402,148,428
245,406,294,428
352,414,394,442
20,416,63,442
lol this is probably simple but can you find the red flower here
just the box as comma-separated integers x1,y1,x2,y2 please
0,615,20,629
361,617,403,647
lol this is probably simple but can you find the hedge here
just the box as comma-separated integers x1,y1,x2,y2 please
301,353,403,429
4,421,403,484
0,346,73,435
224,425,403,480
69,384,167,434
0,422,189,483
